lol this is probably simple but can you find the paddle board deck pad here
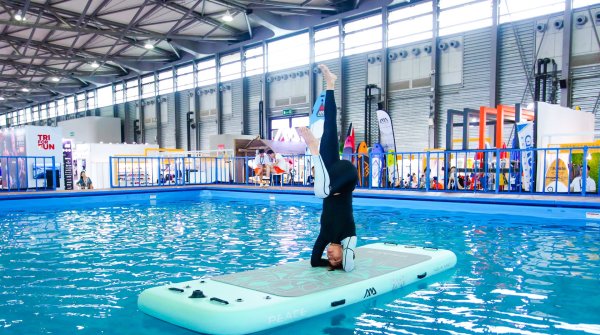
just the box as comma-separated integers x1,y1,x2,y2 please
138,243,457,335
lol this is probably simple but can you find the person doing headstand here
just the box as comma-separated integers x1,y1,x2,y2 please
297,64,358,272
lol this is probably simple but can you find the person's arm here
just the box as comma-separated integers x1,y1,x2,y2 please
88,178,94,189
310,234,330,267
340,236,357,272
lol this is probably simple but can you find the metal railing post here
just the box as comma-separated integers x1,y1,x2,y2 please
583,146,588,196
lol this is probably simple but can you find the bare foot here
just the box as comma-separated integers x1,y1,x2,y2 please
297,127,320,155
318,64,337,90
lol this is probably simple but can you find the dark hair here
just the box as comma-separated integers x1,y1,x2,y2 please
258,149,265,154
266,149,274,155
587,165,591,171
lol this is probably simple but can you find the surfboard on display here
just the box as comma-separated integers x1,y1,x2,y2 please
356,141,369,187
138,243,457,335
342,123,355,162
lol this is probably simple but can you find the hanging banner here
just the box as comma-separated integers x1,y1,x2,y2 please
516,122,534,192
376,109,399,186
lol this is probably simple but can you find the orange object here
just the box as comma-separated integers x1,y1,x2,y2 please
478,105,534,149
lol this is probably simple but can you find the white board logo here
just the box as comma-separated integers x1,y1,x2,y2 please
363,287,377,298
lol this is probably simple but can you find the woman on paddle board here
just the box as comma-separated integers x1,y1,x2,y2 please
297,64,358,272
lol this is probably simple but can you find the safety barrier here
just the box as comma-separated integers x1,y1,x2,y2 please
108,146,598,197
0,156,57,192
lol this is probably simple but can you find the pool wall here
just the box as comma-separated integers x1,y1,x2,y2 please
1,186,599,222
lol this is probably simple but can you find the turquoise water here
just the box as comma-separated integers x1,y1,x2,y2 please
1,193,600,335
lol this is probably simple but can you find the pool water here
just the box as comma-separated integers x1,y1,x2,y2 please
1,193,600,335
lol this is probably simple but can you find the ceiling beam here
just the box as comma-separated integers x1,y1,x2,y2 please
0,19,239,42
0,54,173,62
0,59,122,76
163,2,242,36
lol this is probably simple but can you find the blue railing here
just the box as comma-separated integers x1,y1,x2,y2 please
0,155,57,192
109,156,233,188
109,146,599,197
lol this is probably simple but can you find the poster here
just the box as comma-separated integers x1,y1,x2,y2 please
63,140,74,190
0,128,27,189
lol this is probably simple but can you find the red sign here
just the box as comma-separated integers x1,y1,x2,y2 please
38,134,55,150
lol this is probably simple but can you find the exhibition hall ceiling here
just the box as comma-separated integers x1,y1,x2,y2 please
0,0,412,111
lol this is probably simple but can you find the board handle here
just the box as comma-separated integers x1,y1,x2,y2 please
210,297,230,305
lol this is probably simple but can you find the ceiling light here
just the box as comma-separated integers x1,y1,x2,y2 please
14,10,26,21
21,88,30,92
144,41,155,49
91,61,100,68
222,10,234,22
51,77,60,82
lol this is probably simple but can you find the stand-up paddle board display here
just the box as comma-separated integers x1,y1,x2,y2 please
138,243,457,335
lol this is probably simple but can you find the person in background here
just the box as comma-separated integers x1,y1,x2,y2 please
570,165,596,193
431,176,444,190
267,149,288,174
253,149,271,184
306,166,315,185
447,166,464,190
297,64,358,272
77,171,94,190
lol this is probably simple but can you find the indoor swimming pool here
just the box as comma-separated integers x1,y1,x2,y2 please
1,191,599,335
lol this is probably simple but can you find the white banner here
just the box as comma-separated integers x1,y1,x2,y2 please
516,122,534,192
376,110,398,185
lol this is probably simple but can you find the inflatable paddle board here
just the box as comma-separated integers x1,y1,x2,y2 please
138,243,456,335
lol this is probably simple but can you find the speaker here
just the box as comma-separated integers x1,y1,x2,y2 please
576,15,588,26
554,19,564,30
536,23,547,32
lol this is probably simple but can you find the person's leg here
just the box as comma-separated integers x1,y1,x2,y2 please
318,65,339,170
